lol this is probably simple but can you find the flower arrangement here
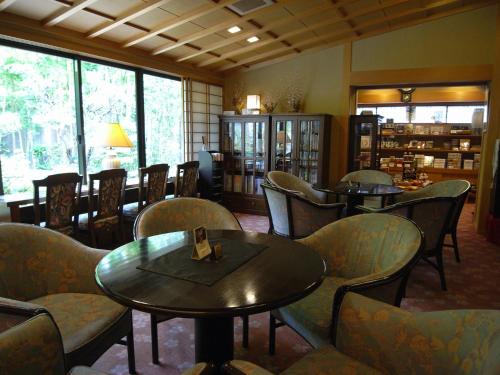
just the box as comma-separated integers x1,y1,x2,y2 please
231,82,245,114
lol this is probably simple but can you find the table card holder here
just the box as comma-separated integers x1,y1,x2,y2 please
192,226,212,260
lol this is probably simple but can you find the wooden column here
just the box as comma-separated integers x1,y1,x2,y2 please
475,6,500,233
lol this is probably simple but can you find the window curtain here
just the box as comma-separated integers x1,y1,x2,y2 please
182,78,222,161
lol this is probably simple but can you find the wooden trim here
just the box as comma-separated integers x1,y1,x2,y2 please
0,12,224,85
0,0,17,12
87,0,173,39
43,0,99,27
350,65,494,86
122,0,237,48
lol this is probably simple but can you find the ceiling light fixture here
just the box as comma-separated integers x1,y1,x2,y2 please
227,26,242,33
247,36,259,43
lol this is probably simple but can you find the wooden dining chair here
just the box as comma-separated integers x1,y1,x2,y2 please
175,161,199,197
123,163,170,220
33,172,83,238
79,169,127,247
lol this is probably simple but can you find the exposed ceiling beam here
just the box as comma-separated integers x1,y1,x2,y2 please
219,0,478,72
331,0,361,37
0,0,17,12
151,0,296,56
198,0,409,67
87,0,173,38
122,0,238,48
43,0,99,27
175,1,338,62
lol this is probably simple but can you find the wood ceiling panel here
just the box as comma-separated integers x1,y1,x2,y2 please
282,0,328,14
132,7,178,29
5,0,60,20
163,21,204,39
86,0,139,15
59,10,103,33
158,0,207,15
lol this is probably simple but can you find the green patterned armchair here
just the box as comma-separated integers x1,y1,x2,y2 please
269,213,423,354
267,171,327,204
0,298,108,375
262,183,344,239
358,196,455,291
0,223,135,374
219,292,500,375
394,179,471,263
340,170,394,208
133,197,244,364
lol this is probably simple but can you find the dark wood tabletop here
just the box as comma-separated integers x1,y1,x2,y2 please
95,229,326,318
316,181,404,197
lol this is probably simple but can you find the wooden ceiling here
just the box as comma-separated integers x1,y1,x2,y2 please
0,0,498,75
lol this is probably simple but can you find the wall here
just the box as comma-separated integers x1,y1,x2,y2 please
224,5,498,230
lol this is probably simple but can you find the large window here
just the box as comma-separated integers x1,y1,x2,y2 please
81,62,138,178
0,42,187,194
144,74,182,176
0,46,78,194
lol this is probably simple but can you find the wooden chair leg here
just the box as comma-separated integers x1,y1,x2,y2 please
151,314,160,365
269,313,276,355
452,229,460,263
127,328,136,374
436,252,447,291
242,315,249,348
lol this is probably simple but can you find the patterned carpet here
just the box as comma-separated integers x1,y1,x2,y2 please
93,204,500,374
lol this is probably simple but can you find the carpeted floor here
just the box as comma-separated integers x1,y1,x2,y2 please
93,204,500,374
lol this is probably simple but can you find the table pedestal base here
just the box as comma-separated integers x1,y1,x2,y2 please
195,317,234,368
345,195,364,216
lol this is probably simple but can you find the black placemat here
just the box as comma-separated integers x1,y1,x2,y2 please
137,238,267,286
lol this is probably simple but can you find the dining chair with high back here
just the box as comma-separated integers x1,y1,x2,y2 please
358,196,456,291
268,213,423,354
0,297,110,375
394,179,471,262
33,172,83,238
211,292,500,375
133,197,245,364
340,170,394,208
0,223,135,374
79,169,127,247
261,182,345,239
123,163,170,220
175,161,200,197
267,170,327,204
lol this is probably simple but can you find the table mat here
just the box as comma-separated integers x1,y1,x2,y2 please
137,238,267,286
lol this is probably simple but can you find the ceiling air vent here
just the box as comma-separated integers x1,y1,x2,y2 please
227,0,274,15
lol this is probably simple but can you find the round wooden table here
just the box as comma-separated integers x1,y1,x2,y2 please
95,230,325,368
316,181,404,216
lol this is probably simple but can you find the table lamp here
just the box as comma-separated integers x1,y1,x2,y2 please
246,94,260,114
100,122,133,169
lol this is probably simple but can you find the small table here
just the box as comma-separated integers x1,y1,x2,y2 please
95,230,325,369
316,182,403,216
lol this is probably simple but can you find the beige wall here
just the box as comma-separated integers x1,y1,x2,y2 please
224,5,499,231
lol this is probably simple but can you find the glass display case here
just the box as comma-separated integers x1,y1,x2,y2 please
348,114,382,171
270,114,331,185
221,115,269,214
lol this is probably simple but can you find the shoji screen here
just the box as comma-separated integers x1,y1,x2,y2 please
183,78,222,161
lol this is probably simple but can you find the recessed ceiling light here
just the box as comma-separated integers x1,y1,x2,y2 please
227,26,242,33
246,36,259,43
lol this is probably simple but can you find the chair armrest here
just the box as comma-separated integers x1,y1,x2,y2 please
0,297,47,317
180,362,217,375
354,205,382,213
222,360,273,375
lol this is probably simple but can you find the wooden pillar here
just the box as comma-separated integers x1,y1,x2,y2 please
475,6,500,233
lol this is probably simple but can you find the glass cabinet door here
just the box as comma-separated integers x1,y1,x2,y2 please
297,119,320,184
274,119,294,174
349,115,380,171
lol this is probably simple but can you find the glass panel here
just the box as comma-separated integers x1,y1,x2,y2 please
413,106,447,123
222,121,232,152
376,106,407,123
144,74,182,177
255,121,265,157
233,158,242,193
285,120,293,159
254,159,265,195
309,161,318,184
299,120,310,162
356,121,374,170
447,105,487,123
244,159,254,194
81,61,138,178
311,121,320,161
0,45,78,194
245,122,254,157
275,120,285,170
233,122,242,156
357,107,376,115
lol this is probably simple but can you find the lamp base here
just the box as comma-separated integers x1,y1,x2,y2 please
102,150,121,169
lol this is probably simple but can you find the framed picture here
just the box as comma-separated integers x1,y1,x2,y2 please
192,226,211,260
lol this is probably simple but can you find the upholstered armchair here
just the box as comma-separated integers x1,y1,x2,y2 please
358,196,456,290
262,183,344,239
133,197,244,364
269,213,423,354
340,170,394,208
0,298,108,375
267,171,327,204
219,292,500,375
0,223,135,374
394,179,471,262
